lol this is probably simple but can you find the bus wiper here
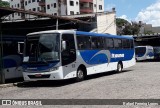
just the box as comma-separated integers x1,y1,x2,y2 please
41,58,49,65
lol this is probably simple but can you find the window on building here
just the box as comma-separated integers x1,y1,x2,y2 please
12,5,13,8
18,13,21,16
37,7,40,11
47,4,50,9
28,0,31,3
76,1,78,5
94,4,96,7
17,4,20,8
32,0,35,2
37,0,39,2
25,1,27,5
99,5,102,10
33,8,36,11
54,13,57,16
70,11,74,15
54,3,56,8
70,1,74,6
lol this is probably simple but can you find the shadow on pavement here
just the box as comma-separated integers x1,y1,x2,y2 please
16,70,132,88
5,77,24,84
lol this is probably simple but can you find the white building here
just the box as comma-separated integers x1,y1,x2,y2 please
9,0,104,20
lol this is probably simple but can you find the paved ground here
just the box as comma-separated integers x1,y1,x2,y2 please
0,62,160,108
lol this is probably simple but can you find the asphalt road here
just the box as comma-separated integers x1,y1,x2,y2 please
0,62,160,108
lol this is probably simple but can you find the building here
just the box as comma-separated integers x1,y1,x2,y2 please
139,21,160,34
9,0,104,20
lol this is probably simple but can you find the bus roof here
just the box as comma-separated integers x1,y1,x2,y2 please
76,31,133,39
27,30,133,40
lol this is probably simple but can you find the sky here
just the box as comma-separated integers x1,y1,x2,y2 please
105,0,160,27
2,0,160,27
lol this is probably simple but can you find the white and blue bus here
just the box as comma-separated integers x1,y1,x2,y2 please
135,46,154,61
1,35,24,79
23,30,136,81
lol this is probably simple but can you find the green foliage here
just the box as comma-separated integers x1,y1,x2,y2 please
116,18,140,35
0,1,10,7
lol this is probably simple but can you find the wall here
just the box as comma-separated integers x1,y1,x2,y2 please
96,12,117,35
9,0,21,19
93,0,104,13
66,0,79,15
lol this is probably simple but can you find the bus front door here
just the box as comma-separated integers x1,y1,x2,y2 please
61,34,76,78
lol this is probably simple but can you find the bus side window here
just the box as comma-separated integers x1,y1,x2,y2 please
91,37,104,49
105,38,114,49
114,39,122,49
77,35,91,50
130,40,134,49
122,39,130,49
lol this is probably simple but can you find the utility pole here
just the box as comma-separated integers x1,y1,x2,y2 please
0,19,5,84
96,0,98,33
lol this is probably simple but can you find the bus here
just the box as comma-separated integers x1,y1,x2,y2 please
22,30,135,81
135,46,154,61
1,35,24,79
153,46,160,60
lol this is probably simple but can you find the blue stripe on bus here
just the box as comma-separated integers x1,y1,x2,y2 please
147,52,154,57
80,49,134,65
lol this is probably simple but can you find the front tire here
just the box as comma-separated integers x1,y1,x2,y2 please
76,69,85,82
117,62,123,72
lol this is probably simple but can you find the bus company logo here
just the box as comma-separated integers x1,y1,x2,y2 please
2,100,12,105
112,54,124,58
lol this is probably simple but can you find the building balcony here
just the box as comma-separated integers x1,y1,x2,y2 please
80,0,93,3
80,7,93,13
39,1,46,6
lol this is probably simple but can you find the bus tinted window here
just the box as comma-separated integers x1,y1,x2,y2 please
135,47,146,54
105,38,114,49
114,39,122,49
130,40,134,48
77,36,91,50
91,37,104,49
122,39,130,49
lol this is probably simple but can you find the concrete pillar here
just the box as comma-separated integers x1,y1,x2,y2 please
0,19,5,84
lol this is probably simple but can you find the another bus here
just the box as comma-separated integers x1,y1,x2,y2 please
135,46,154,61
153,46,160,60
1,35,24,79
23,30,136,81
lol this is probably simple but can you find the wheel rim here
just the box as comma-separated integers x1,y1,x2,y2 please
77,70,84,79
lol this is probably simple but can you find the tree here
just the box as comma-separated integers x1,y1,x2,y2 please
0,0,10,7
116,18,140,35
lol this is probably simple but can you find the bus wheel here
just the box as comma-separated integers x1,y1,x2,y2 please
117,62,123,72
76,69,85,82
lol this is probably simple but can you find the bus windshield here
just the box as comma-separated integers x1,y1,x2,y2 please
24,33,60,63
135,47,146,55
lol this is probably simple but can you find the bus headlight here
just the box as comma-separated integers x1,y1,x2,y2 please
49,67,59,71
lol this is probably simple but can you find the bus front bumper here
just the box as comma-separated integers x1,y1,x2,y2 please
23,71,63,81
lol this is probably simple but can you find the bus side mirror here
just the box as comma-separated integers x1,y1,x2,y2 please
62,41,67,51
